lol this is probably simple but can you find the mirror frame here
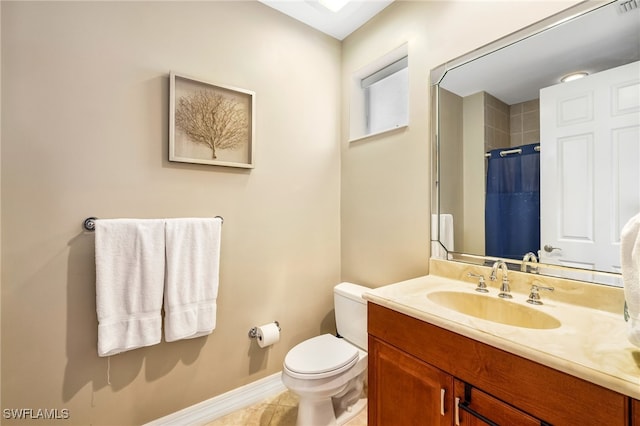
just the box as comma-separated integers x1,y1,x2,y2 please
430,0,626,285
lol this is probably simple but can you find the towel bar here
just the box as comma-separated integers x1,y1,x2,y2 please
83,216,224,231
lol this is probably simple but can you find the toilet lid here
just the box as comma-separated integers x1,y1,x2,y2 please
284,334,359,376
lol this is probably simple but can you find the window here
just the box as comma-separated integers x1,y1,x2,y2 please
362,56,408,134
349,44,409,141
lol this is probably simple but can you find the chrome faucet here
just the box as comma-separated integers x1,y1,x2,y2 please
490,260,512,299
521,252,539,274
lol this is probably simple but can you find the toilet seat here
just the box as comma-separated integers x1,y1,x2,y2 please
284,334,359,379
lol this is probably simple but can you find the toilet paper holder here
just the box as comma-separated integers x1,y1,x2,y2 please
248,321,280,339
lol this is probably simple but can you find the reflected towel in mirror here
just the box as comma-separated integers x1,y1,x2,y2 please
431,214,454,258
621,212,640,347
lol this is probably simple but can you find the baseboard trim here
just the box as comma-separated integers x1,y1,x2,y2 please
144,372,286,426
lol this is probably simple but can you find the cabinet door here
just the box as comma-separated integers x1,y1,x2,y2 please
453,379,543,426
369,336,453,426
633,398,640,426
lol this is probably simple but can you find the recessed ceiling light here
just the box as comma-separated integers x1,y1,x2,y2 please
561,72,589,83
318,0,350,13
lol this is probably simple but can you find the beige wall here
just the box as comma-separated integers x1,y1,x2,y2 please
1,0,583,425
341,1,580,285
1,2,340,425
0,0,3,411
463,92,486,255
439,88,463,252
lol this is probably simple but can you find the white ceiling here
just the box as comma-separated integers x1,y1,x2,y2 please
258,0,394,40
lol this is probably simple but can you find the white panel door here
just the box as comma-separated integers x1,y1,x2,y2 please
540,61,640,278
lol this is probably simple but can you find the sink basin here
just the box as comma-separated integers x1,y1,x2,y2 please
427,291,561,330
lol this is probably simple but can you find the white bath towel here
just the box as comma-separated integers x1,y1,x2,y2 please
95,219,166,357
164,217,222,342
621,212,640,347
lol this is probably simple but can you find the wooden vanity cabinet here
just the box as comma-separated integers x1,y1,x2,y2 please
633,399,640,425
369,337,452,425
368,302,630,426
453,379,542,426
368,336,543,426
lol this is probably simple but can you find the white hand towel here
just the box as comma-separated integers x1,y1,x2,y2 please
621,212,640,347
164,217,222,342
95,219,165,357
431,214,454,250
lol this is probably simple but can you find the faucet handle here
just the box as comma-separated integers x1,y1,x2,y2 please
527,284,554,305
467,272,488,293
497,277,513,299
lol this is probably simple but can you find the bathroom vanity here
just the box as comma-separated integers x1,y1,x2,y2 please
408,1,640,423
365,261,640,426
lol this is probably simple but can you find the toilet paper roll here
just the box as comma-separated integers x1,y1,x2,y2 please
256,323,280,348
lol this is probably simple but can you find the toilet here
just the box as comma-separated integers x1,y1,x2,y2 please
281,282,369,426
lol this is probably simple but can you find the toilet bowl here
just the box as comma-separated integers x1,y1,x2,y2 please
281,283,369,426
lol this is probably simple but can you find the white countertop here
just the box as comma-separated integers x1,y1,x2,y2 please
364,273,640,399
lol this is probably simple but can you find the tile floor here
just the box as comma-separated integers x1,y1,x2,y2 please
204,390,367,426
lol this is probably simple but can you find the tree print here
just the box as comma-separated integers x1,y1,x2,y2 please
175,90,248,159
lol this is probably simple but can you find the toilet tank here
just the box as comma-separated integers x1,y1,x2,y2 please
334,282,370,351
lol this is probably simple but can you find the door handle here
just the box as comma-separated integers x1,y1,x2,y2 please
543,244,562,253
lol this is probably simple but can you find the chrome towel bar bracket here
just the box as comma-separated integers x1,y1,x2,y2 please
83,217,98,232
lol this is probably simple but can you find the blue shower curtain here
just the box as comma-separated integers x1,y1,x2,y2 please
485,143,540,260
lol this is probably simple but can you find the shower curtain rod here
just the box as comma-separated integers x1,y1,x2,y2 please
82,216,224,232
484,145,540,158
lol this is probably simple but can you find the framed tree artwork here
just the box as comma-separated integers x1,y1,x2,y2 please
169,72,255,168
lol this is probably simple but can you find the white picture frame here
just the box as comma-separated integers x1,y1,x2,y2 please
169,72,255,168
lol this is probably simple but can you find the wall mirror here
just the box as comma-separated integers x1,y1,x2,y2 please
431,0,640,286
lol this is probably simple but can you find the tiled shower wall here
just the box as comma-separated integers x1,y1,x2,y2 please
484,93,510,151
483,93,540,152
510,98,540,146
